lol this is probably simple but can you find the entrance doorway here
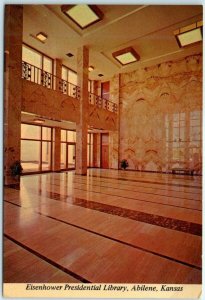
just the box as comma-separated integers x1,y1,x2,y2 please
61,142,76,170
101,133,109,169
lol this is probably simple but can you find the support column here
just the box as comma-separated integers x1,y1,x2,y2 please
55,58,62,91
4,5,23,186
109,74,120,169
53,127,61,172
76,46,89,175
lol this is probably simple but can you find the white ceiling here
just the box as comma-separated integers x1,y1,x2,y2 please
23,4,202,80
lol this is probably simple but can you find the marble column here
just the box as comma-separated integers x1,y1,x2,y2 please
76,46,89,175
4,5,23,186
109,74,120,169
53,127,61,172
55,58,62,92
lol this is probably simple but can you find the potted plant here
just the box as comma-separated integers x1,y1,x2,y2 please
120,159,129,170
10,160,23,178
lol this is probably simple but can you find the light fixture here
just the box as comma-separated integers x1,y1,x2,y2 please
98,74,104,77
33,118,45,124
36,32,47,42
61,4,103,29
174,21,203,48
112,47,140,66
88,66,94,72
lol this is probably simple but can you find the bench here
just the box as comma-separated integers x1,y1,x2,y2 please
172,168,194,176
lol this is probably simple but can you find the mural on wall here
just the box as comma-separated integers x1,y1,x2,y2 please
88,104,118,131
120,54,202,173
22,80,80,123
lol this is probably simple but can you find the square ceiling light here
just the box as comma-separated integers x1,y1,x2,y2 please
112,47,140,66
174,21,203,47
36,32,47,42
61,5,103,29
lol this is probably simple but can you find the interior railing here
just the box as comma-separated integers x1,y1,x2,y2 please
22,61,80,99
22,61,118,113
89,92,117,113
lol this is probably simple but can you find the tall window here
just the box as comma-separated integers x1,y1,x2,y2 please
22,44,53,73
62,65,93,93
21,124,52,173
189,110,202,165
165,114,169,158
172,112,185,161
165,111,202,169
88,80,93,93
62,66,77,85
22,44,53,87
62,66,77,97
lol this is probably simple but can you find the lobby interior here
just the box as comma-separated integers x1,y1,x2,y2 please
4,4,202,284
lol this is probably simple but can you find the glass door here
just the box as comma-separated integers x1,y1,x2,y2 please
67,143,76,169
61,142,76,170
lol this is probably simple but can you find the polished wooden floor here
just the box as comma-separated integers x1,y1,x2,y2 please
4,169,202,283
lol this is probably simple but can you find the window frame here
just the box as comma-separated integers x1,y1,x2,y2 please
21,122,53,173
22,43,54,75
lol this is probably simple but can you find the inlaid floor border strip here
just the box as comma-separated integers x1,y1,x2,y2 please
91,169,201,181
70,197,202,236
74,175,202,196
21,173,202,193
4,200,202,270
88,174,202,189
5,187,202,236
51,177,202,202
14,188,202,236
40,183,202,212
51,176,202,196
4,233,89,283
89,170,202,184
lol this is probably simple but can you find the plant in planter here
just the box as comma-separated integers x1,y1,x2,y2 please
10,161,23,177
120,159,129,170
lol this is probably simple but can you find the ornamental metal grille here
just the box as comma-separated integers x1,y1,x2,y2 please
41,71,52,88
22,62,31,80
76,87,81,100
59,80,68,94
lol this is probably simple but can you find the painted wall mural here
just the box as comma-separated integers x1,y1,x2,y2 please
119,54,202,173
22,80,80,123
88,105,118,131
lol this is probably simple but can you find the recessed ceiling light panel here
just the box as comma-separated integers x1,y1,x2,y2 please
36,32,47,42
178,28,202,47
174,21,203,47
61,4,103,29
112,47,140,66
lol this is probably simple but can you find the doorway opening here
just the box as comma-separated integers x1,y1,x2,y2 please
101,133,109,169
